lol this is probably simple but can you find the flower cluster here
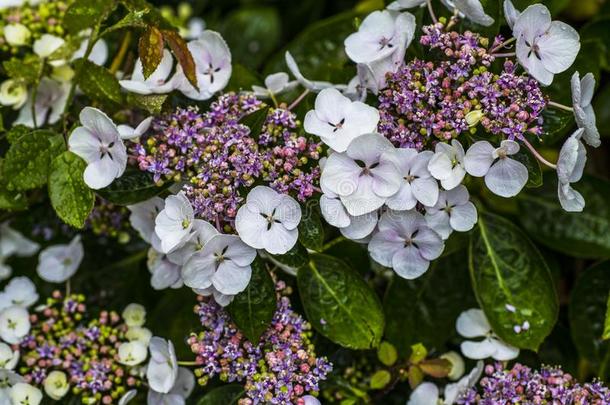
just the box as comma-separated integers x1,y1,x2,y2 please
18,291,147,404
86,198,132,243
132,92,320,229
187,284,332,404
458,362,610,404
378,22,546,149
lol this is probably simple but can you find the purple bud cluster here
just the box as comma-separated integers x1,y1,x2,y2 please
86,198,132,243
458,363,610,404
377,23,546,150
187,283,332,404
18,291,144,404
131,93,320,230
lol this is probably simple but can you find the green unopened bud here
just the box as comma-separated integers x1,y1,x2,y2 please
466,110,484,127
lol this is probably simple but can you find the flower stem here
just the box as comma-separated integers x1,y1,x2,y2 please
426,0,438,24
521,137,557,170
321,236,346,252
548,100,574,112
288,89,310,110
491,52,516,58
490,37,516,53
109,31,132,75
177,360,199,366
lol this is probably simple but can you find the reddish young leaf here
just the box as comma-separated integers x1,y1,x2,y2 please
162,29,199,91
138,25,164,79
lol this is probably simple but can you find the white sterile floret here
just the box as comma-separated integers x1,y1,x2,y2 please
344,10,416,64
3,24,30,46
321,133,401,216
571,71,601,148
69,106,128,189
72,36,108,66
456,308,519,361
147,367,195,405
174,31,232,100
0,223,39,259
117,341,148,366
122,303,146,327
285,52,345,93
128,197,165,245
154,192,195,254
388,0,494,26
147,248,183,290
304,88,380,153
384,148,439,210
556,128,587,212
235,186,302,255
428,139,467,191
464,140,528,198
182,234,256,296
0,306,30,344
0,342,19,370
10,383,42,405
33,34,65,65
425,185,478,239
194,286,234,307
15,78,70,127
0,80,27,110
147,337,178,394
36,235,84,283
407,361,484,405
119,49,176,95
0,276,38,310
503,0,520,29
319,194,378,241
126,326,153,345
118,116,154,140
368,210,444,280
252,72,297,98
513,4,580,86
167,220,218,265
43,370,70,400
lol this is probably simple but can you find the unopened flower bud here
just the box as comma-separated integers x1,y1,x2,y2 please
43,371,70,400
465,110,484,127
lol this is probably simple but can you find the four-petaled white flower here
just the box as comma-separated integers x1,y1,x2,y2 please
285,52,345,92
0,306,30,344
167,220,218,265
122,303,146,328
304,88,380,153
0,277,38,311
344,11,416,64
119,49,176,95
456,308,519,360
3,23,30,46
556,128,587,212
10,383,42,405
147,367,195,405
33,34,65,65
69,106,128,189
384,148,439,210
147,337,178,394
368,210,444,279
182,234,256,296
571,71,601,148
252,72,297,99
154,192,195,254
147,248,183,290
235,186,302,255
428,140,467,191
321,133,401,216
36,235,84,283
425,185,478,239
118,116,154,141
175,31,232,100
15,78,70,128
42,370,70,400
0,224,39,275
464,140,528,198
117,341,148,366
513,4,580,86
407,361,484,405
388,0,494,26
320,194,378,241
0,342,19,370
128,197,165,246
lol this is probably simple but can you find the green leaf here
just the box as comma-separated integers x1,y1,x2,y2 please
3,130,65,191
96,169,171,205
48,152,95,228
226,63,261,92
593,82,610,138
220,7,281,69
603,293,610,341
383,251,476,355
511,0,569,16
265,242,309,275
64,0,117,33
227,258,276,343
297,253,384,349
569,261,610,366
238,106,270,139
196,384,244,405
74,59,124,106
377,341,398,366
369,370,391,390
139,25,165,79
264,11,360,84
518,174,610,259
541,108,574,145
5,125,30,144
3,55,42,84
581,16,610,71
162,29,198,90
106,9,148,32
469,211,558,351
298,207,325,251
126,93,168,115
512,147,542,188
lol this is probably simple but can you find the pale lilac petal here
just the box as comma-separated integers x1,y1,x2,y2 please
391,245,430,279
464,141,495,177
485,158,528,197
456,309,490,338
212,261,251,295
